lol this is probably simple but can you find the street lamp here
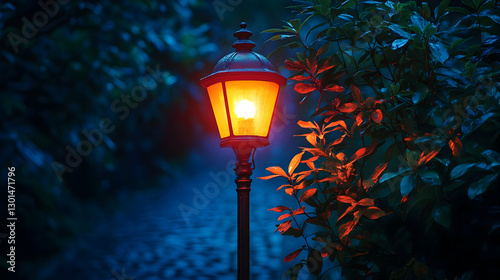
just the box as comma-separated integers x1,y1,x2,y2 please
200,22,286,280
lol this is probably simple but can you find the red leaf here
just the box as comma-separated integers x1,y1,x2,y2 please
285,187,294,196
278,213,291,221
317,60,335,74
294,181,307,190
293,206,305,216
294,83,316,94
306,134,317,147
284,248,303,263
289,74,310,81
401,195,409,203
337,205,355,222
265,166,289,178
334,98,340,108
276,220,292,234
325,84,344,92
299,188,317,202
307,58,317,75
285,60,304,71
337,195,356,205
356,112,363,126
289,152,305,175
363,206,386,219
329,135,346,147
277,184,292,191
357,198,375,206
338,220,357,240
324,120,347,131
417,150,439,166
338,102,359,113
351,84,362,103
449,136,462,158
371,163,388,183
349,140,378,163
297,120,318,129
258,174,280,180
320,204,333,219
302,156,319,163
268,206,289,212
370,109,383,124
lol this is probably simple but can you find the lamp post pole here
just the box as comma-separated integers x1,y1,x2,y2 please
234,145,253,280
200,22,286,280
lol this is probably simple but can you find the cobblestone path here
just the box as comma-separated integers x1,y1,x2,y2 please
40,160,292,280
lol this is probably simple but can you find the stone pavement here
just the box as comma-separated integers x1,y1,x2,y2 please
39,161,296,280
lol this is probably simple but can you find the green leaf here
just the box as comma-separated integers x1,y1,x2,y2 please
461,113,495,135
432,203,451,228
447,7,471,14
468,174,499,199
461,0,475,9
388,24,412,39
478,0,495,12
437,0,451,18
472,0,485,9
419,170,440,185
412,91,427,104
422,2,431,19
444,180,465,192
284,263,305,280
289,19,302,33
266,34,295,42
267,42,301,59
261,28,293,33
482,150,500,166
401,174,416,197
319,0,332,13
410,14,429,33
450,163,476,180
429,41,449,63
380,171,400,183
392,39,410,50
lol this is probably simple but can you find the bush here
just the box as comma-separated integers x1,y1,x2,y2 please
260,0,500,279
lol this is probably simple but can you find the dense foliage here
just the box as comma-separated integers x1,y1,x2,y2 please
260,0,500,279
0,0,288,276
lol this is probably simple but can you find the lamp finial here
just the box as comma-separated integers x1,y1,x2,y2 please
233,22,255,52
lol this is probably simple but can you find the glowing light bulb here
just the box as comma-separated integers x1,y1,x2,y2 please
234,100,256,119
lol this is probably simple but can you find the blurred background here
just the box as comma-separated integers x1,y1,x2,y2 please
0,0,314,279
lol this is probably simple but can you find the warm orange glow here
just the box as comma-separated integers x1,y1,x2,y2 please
226,80,279,137
206,82,230,138
206,80,279,138
234,100,256,119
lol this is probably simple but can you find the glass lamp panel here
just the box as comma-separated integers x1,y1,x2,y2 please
207,82,230,138
225,80,279,137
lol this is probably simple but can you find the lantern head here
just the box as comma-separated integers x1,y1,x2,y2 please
201,22,286,148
